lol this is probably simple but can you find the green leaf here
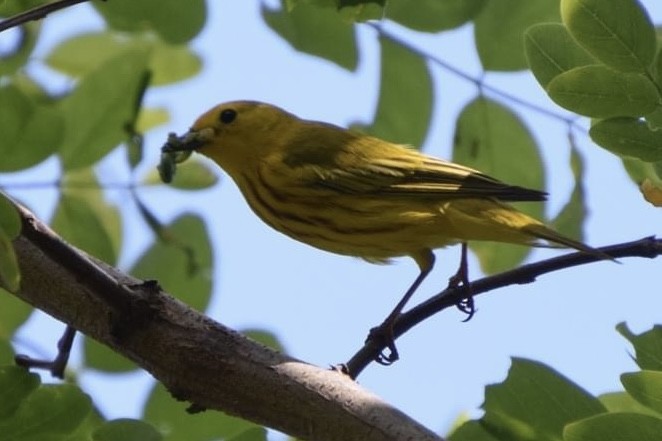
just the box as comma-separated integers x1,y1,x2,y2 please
552,146,586,242
448,420,500,441
385,0,486,32
525,23,596,87
0,288,32,338
590,118,662,162
0,194,21,239
227,427,268,441
0,22,39,76
93,419,162,441
262,3,358,71
617,323,662,371
136,108,169,133
452,97,545,273
58,49,150,170
564,412,662,441
0,340,15,364
144,382,260,441
130,214,212,311
0,366,39,419
561,0,656,73
51,170,122,265
93,0,206,44
547,66,658,118
600,391,662,416
0,231,20,293
338,1,384,21
242,329,286,353
481,358,606,440
622,371,662,415
358,35,433,147
0,384,92,441
83,338,138,373
0,85,63,172
474,0,560,71
46,32,202,86
143,158,219,190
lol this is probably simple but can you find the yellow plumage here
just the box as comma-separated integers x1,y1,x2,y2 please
162,100,604,363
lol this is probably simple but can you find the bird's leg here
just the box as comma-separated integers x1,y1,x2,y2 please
367,250,435,365
15,325,76,379
447,242,475,321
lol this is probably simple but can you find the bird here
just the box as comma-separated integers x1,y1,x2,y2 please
161,100,607,364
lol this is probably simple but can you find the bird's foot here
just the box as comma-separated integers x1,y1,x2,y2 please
366,322,399,365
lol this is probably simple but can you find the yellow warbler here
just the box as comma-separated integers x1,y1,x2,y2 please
162,100,604,363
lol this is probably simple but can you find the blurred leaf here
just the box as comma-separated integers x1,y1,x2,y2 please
645,106,662,131
262,3,358,71
622,371,662,414
136,108,169,133
242,328,286,353
358,35,433,147
46,32,202,86
130,214,212,311
481,358,605,441
144,382,260,441
547,66,658,118
0,366,39,419
338,1,383,21
640,179,662,207
617,323,662,371
93,419,162,441
525,23,596,87
227,427,268,441
0,194,21,239
0,288,32,338
0,384,92,440
0,231,20,293
51,170,122,265
453,97,544,273
93,0,206,44
83,338,138,373
386,0,486,32
561,0,656,73
564,412,662,441
600,391,662,416
552,145,586,242
58,49,150,170
0,340,14,364
0,22,39,76
448,420,499,441
0,85,63,172
475,0,560,71
590,118,662,162
143,158,219,190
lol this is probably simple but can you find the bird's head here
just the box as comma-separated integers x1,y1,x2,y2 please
162,100,297,175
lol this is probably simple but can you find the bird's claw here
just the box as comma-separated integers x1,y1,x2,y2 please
367,324,400,365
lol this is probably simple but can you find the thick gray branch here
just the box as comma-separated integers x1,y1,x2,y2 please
6,201,442,441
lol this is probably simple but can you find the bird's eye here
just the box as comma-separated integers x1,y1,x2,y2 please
219,109,237,124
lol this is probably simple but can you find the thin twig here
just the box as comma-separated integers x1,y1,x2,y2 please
344,236,662,378
370,24,578,127
0,0,93,33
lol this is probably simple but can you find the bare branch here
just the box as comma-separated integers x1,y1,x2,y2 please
345,237,662,378
4,197,443,441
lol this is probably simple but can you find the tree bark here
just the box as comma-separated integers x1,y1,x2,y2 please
4,200,443,441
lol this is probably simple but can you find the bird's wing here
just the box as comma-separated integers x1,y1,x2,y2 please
283,127,546,202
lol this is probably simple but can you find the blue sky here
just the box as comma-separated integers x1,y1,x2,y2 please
6,0,662,438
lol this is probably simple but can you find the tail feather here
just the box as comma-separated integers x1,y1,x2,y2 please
524,224,614,261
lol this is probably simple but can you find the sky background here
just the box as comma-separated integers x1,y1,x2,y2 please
5,0,662,438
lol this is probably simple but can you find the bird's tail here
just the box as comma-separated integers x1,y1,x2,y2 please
524,224,614,261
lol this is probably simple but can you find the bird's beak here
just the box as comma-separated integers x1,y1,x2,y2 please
161,128,214,153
